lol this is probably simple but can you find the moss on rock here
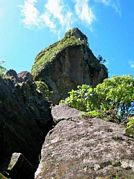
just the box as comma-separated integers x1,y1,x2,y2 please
32,35,83,77
35,80,53,100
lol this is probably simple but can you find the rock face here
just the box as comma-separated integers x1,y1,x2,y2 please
35,105,134,179
32,28,108,103
8,153,35,179
0,71,54,178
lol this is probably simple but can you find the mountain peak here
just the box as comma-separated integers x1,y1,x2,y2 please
65,27,88,43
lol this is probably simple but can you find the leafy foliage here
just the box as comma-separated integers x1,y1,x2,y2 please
96,75,134,110
0,66,6,76
62,75,134,119
125,117,134,138
35,81,52,100
0,61,6,77
61,84,98,112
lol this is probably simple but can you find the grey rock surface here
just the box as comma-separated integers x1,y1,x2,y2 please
51,104,81,123
0,73,54,177
35,106,134,179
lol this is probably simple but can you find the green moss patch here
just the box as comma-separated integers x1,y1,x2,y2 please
31,36,84,77
125,117,134,138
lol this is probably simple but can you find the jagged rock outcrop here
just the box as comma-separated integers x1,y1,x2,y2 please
31,28,108,103
35,105,134,179
0,70,54,178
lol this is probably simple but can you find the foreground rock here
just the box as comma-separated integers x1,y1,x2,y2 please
7,153,34,179
32,28,108,103
0,173,7,179
51,104,81,123
0,71,54,178
35,105,134,179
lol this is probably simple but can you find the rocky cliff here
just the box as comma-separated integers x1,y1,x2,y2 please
32,28,108,103
0,70,54,178
1,28,133,179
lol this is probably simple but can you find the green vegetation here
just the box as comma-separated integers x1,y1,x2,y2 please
125,117,134,137
32,36,83,77
0,66,6,76
61,84,97,112
62,75,134,122
0,61,6,77
113,176,119,179
35,81,52,100
81,110,104,118
0,173,7,179
95,75,134,109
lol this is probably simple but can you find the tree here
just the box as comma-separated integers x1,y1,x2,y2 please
63,75,134,120
98,55,106,64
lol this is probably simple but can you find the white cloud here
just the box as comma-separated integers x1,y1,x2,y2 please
0,8,4,19
111,1,121,16
44,0,73,31
95,0,111,5
95,0,121,16
45,0,64,27
20,0,39,27
41,12,55,31
20,0,96,33
20,0,74,32
74,0,95,26
129,61,134,69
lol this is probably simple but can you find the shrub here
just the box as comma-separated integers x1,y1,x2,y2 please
62,75,134,119
35,81,52,100
62,84,98,112
125,117,134,138
95,75,134,110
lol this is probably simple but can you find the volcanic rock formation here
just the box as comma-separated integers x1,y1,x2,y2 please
0,70,54,178
32,28,108,103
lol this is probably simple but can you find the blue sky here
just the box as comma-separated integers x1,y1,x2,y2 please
0,0,134,77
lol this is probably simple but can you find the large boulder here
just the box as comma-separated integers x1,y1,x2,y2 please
35,105,134,179
31,28,108,103
0,71,54,177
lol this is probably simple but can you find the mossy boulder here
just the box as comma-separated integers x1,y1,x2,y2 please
31,28,108,103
